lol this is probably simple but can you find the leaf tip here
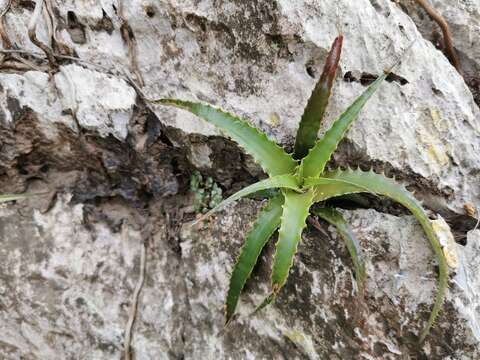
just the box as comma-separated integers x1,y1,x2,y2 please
224,312,237,328
325,35,343,75
252,292,276,316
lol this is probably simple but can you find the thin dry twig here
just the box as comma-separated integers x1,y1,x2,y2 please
44,0,72,56
0,0,11,19
0,59,46,71
0,49,50,72
0,0,13,63
42,0,53,43
307,216,330,238
414,0,462,75
0,53,45,72
123,237,147,360
0,48,117,74
27,0,57,67
0,0,43,71
13,54,47,71
117,0,144,87
0,0,12,40
0,48,145,105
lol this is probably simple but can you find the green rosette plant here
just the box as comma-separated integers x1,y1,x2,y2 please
151,36,448,342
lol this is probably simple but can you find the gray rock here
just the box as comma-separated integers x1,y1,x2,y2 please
1,196,478,358
3,0,480,211
0,0,479,358
397,0,480,90
0,71,74,139
54,64,137,140
0,195,185,359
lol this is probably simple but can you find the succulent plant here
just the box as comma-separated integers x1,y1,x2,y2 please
151,36,448,342
189,170,223,214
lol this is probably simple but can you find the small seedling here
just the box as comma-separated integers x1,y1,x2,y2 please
151,36,448,342
190,170,223,214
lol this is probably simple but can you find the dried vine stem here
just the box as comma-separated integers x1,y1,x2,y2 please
414,0,462,75
0,0,43,71
28,0,57,67
307,216,329,237
0,0,12,49
0,48,133,83
44,0,72,56
0,52,45,72
0,59,47,71
0,48,84,64
0,0,14,66
123,238,147,360
117,0,144,87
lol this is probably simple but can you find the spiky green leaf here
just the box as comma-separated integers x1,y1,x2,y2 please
308,168,448,341
312,207,366,293
300,73,388,178
195,174,301,223
225,194,284,324
271,189,315,292
294,36,343,159
154,99,298,176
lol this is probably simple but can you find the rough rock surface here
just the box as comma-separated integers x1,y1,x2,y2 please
0,0,479,358
2,197,479,359
397,0,480,103
54,64,137,140
181,205,480,359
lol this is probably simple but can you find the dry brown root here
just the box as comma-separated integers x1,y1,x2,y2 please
307,216,329,238
0,59,47,71
1,58,46,72
0,0,13,65
414,0,462,75
44,0,73,56
27,0,57,67
0,0,43,71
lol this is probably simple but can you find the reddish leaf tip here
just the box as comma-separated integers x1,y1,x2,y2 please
322,35,344,84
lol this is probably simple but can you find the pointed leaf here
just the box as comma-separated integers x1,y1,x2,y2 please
271,189,315,292
154,99,298,176
195,174,301,223
300,73,388,178
309,168,448,340
312,207,366,293
252,292,276,316
294,35,343,159
225,194,283,324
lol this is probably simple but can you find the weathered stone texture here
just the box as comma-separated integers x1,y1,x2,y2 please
0,0,479,358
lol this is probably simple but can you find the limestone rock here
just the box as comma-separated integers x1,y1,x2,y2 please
397,0,480,92
0,71,74,139
0,0,479,358
54,64,137,140
3,0,479,210
2,196,478,358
